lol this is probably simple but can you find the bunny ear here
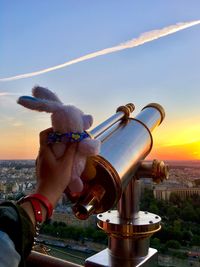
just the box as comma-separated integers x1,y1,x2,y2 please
32,86,62,104
83,114,93,130
17,96,61,113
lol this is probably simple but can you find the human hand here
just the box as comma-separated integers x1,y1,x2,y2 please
35,128,78,207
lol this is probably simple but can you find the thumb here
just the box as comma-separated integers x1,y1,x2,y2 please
39,127,53,147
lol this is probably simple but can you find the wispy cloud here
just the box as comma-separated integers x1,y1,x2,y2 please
0,20,199,82
12,122,24,127
0,92,11,97
0,92,22,97
0,114,24,127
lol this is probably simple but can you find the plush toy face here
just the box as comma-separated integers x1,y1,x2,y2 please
51,105,93,133
51,108,83,133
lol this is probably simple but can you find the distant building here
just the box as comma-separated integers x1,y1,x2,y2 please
154,186,200,201
0,182,6,193
52,211,97,228
12,182,19,193
140,178,154,191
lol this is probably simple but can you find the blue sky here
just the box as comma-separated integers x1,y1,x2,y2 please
0,1,200,159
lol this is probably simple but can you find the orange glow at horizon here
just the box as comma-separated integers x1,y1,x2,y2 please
1,114,200,161
149,140,200,161
1,132,200,161
0,129,39,160
148,116,200,161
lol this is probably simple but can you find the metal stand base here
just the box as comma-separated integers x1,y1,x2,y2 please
85,248,158,267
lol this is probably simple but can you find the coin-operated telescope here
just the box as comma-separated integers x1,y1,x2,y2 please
66,103,168,267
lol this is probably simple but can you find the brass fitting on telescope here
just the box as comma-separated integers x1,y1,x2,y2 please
72,184,106,220
136,159,169,183
97,210,161,261
116,103,135,119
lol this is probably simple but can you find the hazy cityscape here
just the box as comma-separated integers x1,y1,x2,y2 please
0,160,200,266
2,160,200,200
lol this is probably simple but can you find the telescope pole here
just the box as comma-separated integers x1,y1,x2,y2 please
85,163,167,267
118,177,140,221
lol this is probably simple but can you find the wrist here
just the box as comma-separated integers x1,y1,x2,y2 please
18,193,53,249
18,193,53,222
35,186,63,208
19,201,47,226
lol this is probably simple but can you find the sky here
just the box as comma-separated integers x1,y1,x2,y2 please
0,1,200,160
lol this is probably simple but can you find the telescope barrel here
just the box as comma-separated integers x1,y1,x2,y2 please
96,103,165,189
71,103,165,219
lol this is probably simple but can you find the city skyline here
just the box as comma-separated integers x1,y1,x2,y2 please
1,1,200,160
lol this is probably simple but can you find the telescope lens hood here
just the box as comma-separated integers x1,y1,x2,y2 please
142,103,165,124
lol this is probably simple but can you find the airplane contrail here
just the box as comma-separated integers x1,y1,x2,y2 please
0,92,21,96
1,20,200,82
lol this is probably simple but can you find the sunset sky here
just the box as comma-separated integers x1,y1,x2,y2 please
1,1,200,160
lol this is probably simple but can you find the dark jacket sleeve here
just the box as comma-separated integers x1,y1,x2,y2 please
0,201,35,267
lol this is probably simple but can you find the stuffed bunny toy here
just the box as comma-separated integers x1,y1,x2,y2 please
17,86,101,193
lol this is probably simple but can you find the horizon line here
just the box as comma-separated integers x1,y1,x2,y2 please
0,159,200,162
